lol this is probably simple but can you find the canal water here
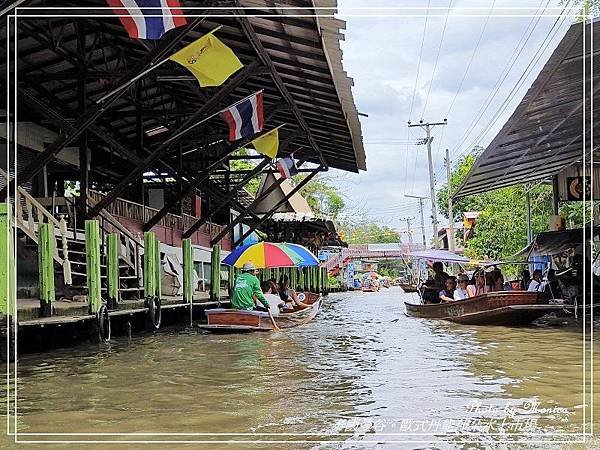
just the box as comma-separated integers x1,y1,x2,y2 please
2,287,599,448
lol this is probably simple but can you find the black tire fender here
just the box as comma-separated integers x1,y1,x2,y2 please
148,296,162,330
97,303,111,342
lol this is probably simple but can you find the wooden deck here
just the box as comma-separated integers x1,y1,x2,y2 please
7,290,230,327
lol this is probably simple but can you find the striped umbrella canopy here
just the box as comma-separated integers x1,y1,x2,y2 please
276,243,319,267
222,242,319,269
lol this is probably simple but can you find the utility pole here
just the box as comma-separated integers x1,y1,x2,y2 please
405,194,427,248
408,119,447,249
444,148,455,252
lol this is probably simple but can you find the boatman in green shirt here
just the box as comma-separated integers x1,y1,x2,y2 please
231,262,270,311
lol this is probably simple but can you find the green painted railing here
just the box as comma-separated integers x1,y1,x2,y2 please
144,232,161,299
38,222,55,316
106,233,119,306
183,238,193,303
0,204,15,318
85,220,102,314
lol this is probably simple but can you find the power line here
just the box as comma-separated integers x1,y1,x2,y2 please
421,0,453,119
408,0,431,122
469,8,573,194
449,0,552,160
433,0,567,185
445,0,497,118
452,2,572,165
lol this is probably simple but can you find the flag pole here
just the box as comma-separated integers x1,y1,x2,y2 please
163,90,265,145
95,58,169,104
95,25,224,104
217,89,264,114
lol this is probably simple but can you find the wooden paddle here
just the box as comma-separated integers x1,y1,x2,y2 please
267,307,281,331
254,295,280,331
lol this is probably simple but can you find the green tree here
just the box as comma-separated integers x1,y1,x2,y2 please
436,151,592,263
229,148,260,195
295,174,345,219
337,220,401,244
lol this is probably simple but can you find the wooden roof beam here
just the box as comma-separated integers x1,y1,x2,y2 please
236,13,327,168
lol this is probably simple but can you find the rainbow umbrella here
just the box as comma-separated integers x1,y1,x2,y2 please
274,243,319,267
222,242,319,269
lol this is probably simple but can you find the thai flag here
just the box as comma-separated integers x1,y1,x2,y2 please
220,92,264,141
276,155,299,179
106,0,187,40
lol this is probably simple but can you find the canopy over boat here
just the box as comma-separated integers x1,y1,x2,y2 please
408,249,526,267
515,227,600,258
409,249,470,264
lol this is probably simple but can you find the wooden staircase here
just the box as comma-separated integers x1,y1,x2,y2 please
2,169,144,303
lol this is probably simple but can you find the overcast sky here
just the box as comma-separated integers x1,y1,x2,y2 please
332,0,579,242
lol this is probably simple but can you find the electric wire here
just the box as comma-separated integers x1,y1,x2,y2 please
449,0,552,161
421,0,453,119
453,2,572,166
408,0,431,122
444,0,497,118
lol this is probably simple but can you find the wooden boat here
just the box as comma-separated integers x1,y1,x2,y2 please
199,292,322,332
362,280,379,292
398,282,419,293
404,291,564,326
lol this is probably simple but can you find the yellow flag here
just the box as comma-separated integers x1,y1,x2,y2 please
252,128,279,159
169,33,243,87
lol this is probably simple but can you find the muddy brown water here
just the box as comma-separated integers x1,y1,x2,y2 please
1,287,598,448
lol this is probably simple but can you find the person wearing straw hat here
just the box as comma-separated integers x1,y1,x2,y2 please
231,262,270,311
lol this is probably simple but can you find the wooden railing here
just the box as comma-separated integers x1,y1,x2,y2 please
88,190,226,237
0,169,72,285
85,194,143,285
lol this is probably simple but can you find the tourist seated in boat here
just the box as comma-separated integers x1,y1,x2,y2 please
520,269,531,290
278,274,310,310
422,262,450,303
231,262,271,311
261,281,285,316
528,269,547,292
454,274,470,300
467,270,490,297
439,276,457,302
491,268,511,291
267,277,279,293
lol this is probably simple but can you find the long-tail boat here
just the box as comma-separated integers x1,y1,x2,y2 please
398,282,419,293
404,291,563,326
199,292,322,332
403,249,564,326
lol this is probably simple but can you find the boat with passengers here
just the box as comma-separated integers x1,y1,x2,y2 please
403,249,563,326
200,292,322,332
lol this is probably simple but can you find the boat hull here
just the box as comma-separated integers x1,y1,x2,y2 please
398,283,419,293
199,293,322,332
404,291,563,326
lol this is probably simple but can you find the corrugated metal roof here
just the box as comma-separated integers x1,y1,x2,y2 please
454,19,599,198
3,0,366,182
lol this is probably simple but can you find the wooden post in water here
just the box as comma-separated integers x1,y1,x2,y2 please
210,244,221,303
315,266,321,294
38,223,55,317
182,238,193,325
155,237,162,301
228,266,234,298
106,233,120,309
144,232,157,299
0,204,15,319
85,220,102,314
